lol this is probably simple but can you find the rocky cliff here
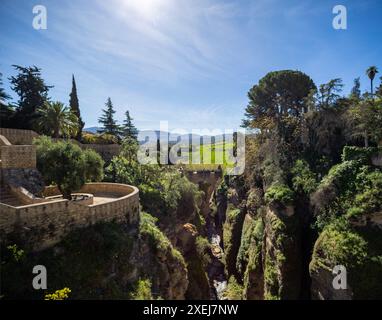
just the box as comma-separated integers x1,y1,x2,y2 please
1,214,188,300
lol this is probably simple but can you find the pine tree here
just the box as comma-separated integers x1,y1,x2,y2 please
0,72,15,128
122,110,138,140
69,75,84,140
350,77,361,99
376,76,382,98
98,97,120,136
9,65,52,129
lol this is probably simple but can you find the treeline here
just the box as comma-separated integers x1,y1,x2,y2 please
243,67,382,177
0,65,137,143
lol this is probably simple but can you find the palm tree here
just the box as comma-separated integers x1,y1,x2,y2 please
35,101,79,138
366,66,379,95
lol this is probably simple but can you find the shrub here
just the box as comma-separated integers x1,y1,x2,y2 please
223,276,243,300
107,154,201,218
236,217,263,275
313,220,368,268
195,236,211,268
7,244,24,262
45,288,71,300
82,132,118,144
130,279,153,300
341,146,381,163
265,183,294,206
291,159,317,194
139,212,185,263
83,149,104,181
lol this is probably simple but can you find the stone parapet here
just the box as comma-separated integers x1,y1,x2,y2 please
0,183,140,251
0,145,36,169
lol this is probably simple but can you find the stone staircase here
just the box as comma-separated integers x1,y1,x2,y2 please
0,186,20,207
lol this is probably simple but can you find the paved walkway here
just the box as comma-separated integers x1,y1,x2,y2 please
92,195,119,205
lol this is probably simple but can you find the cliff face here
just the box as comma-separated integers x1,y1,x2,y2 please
263,205,301,299
1,216,188,300
223,204,246,278
221,185,302,300
241,215,264,299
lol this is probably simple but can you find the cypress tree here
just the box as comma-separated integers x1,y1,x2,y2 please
69,75,84,140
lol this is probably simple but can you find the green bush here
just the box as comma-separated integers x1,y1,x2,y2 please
341,146,380,163
265,183,294,206
130,279,153,300
236,217,263,275
83,149,104,182
310,218,382,299
291,159,317,194
139,212,185,263
195,236,211,268
106,153,201,218
264,258,279,300
82,132,118,144
223,276,243,300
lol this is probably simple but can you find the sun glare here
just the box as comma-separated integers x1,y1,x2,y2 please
119,0,170,21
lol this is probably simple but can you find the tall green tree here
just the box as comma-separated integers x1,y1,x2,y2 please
9,65,52,129
242,70,316,138
348,98,382,147
366,66,378,96
35,101,79,138
350,77,361,100
122,110,138,140
98,97,120,136
0,72,11,106
34,137,104,199
317,78,343,108
377,77,382,98
0,72,15,128
69,75,84,140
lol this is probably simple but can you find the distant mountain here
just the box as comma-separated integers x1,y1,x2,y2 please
83,127,102,134
84,128,242,145
138,131,234,145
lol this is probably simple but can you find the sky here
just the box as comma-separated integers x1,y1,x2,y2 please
0,0,381,132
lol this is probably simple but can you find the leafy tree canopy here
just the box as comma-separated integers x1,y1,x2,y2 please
34,136,104,199
242,70,316,138
9,65,52,129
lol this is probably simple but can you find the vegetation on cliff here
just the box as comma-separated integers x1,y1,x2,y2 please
227,68,382,300
1,215,188,300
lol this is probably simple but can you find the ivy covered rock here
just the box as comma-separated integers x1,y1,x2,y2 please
310,219,382,299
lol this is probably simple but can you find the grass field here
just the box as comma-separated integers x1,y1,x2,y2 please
179,141,237,171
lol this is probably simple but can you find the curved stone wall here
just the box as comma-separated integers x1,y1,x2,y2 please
0,183,140,251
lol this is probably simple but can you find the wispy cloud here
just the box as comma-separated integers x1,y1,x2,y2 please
1,0,381,131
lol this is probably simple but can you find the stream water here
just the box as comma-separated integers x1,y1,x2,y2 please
207,219,227,300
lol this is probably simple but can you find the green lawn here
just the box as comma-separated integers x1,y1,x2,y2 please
180,141,237,171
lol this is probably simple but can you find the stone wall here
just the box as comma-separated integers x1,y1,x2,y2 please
0,128,121,163
0,128,39,145
0,145,36,169
0,183,140,251
79,143,121,163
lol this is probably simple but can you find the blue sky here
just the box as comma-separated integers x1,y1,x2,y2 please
0,0,381,132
